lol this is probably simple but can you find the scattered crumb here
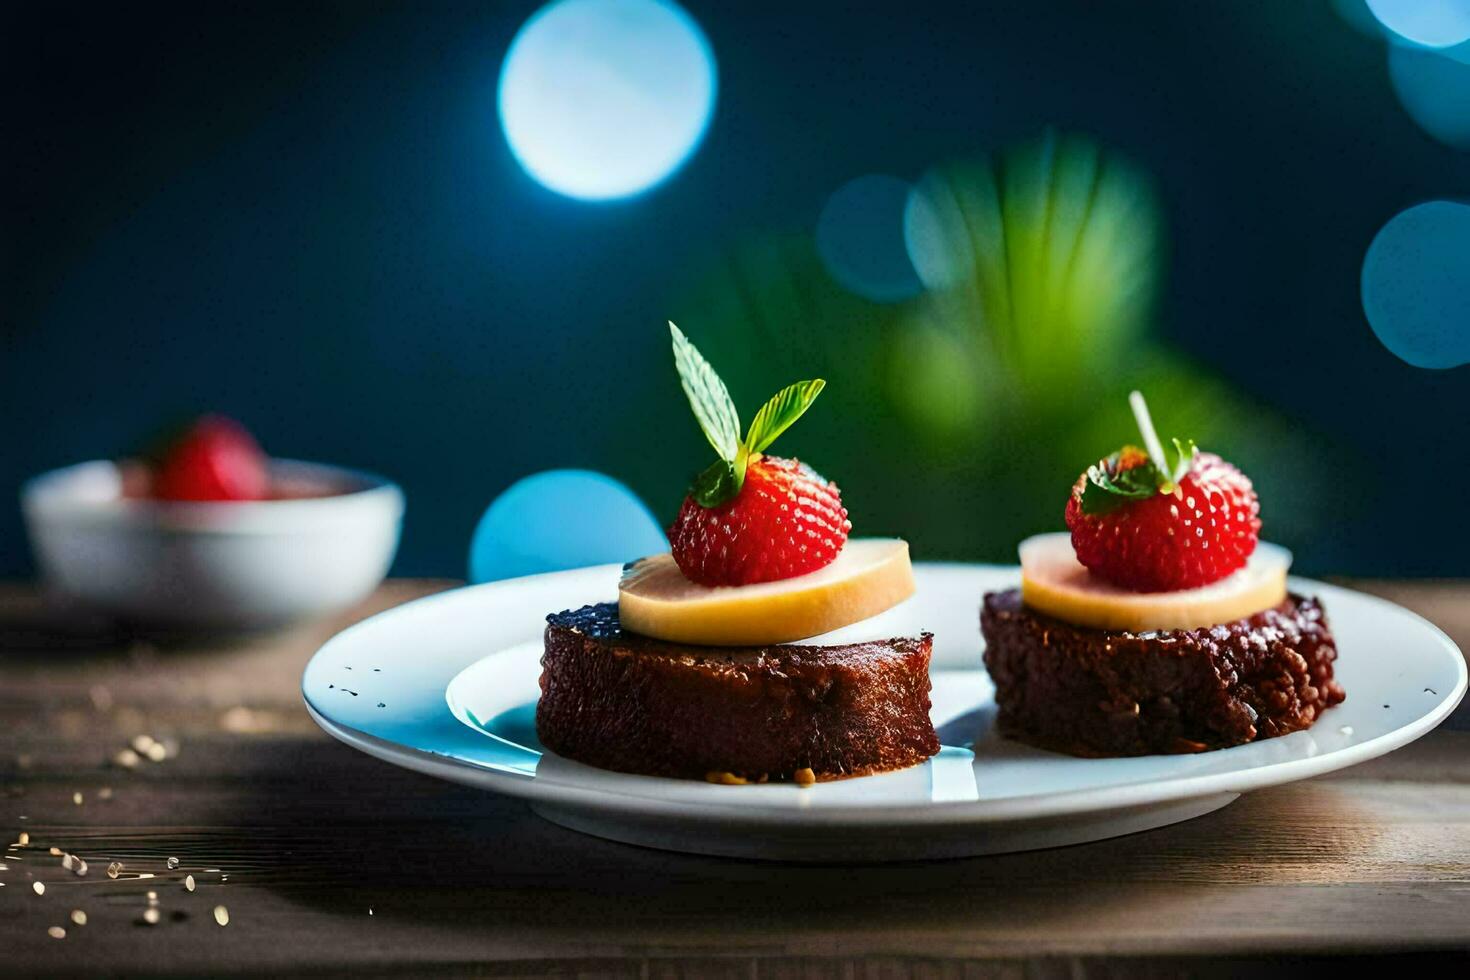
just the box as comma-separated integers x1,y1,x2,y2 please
141,908,160,926
184,875,195,892
47,926,65,939
794,767,817,787
166,857,179,870
704,771,748,785
113,749,140,769
73,791,83,806
145,743,167,763
49,847,62,856
70,909,87,926
98,787,113,801
17,832,29,846
131,735,156,754
33,881,44,895
213,905,229,926
107,862,123,879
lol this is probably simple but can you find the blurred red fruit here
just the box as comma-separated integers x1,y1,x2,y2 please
152,415,269,502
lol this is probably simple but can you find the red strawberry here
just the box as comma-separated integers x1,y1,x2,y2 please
664,323,850,587
152,415,270,502
670,454,851,586
1065,445,1261,592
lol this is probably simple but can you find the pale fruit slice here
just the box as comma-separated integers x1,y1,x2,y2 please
1019,532,1290,632
618,538,916,646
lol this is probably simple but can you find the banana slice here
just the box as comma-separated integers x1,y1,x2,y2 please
618,538,916,645
1020,532,1289,632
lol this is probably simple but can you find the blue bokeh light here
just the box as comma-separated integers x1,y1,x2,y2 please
1366,0,1470,48
903,173,976,293
1361,200,1470,370
497,0,717,201
468,469,667,583
1388,43,1470,148
816,175,923,303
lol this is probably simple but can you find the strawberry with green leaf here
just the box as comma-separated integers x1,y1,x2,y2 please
666,322,851,587
1065,392,1261,592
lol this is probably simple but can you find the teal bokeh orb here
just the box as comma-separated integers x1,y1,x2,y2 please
497,0,717,201
1365,0,1470,48
1361,200,1470,370
468,470,667,584
1388,43,1470,149
816,175,923,302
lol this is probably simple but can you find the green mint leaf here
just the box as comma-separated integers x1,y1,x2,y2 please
1078,451,1165,516
669,322,740,464
690,453,748,508
744,379,825,454
1168,438,1199,485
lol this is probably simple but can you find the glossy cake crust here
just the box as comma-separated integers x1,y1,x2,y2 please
537,603,940,782
981,589,1345,757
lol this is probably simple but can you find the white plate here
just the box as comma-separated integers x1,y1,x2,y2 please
302,563,1465,861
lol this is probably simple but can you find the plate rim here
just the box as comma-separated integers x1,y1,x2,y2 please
303,562,1467,828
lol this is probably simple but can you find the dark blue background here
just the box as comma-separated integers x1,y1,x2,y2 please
5,1,1468,577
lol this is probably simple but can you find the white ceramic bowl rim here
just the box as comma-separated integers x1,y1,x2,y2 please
22,459,405,534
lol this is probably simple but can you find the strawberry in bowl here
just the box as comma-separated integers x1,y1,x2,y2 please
535,323,938,785
148,414,271,502
981,392,1344,757
22,415,403,629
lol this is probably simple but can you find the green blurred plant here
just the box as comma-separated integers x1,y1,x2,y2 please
659,131,1347,565
897,131,1160,422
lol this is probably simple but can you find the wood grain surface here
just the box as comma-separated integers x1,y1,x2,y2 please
2,579,1467,977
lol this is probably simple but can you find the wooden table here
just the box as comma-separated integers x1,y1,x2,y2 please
3,580,1467,976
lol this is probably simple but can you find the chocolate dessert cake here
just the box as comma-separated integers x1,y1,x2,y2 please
981,589,1345,756
538,603,940,782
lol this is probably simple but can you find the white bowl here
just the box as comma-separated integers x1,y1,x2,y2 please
22,459,404,629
